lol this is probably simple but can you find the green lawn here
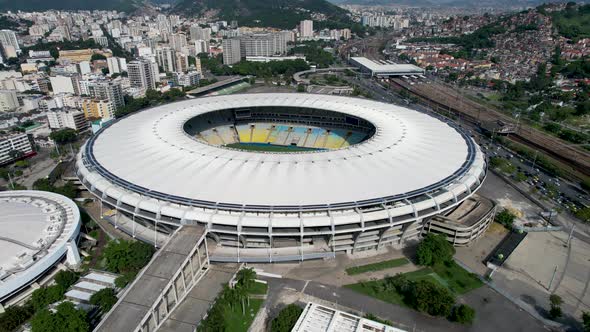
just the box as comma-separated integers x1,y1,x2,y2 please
432,262,483,295
249,281,268,295
224,298,264,332
344,262,483,306
346,258,409,275
345,280,406,306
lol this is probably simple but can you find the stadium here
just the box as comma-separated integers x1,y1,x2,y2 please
76,93,487,262
0,190,81,307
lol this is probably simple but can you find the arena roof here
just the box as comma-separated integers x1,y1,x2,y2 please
0,191,81,301
350,57,424,76
82,94,480,210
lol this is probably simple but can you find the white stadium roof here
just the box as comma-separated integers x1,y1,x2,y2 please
0,191,81,301
350,57,424,75
83,94,481,209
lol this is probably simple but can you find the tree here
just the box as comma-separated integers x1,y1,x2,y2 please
198,303,225,332
297,84,305,92
49,128,77,144
0,167,9,180
91,53,107,61
416,234,455,266
54,270,79,290
495,209,516,228
575,207,590,222
102,240,155,274
30,285,66,311
90,288,117,312
582,311,590,332
549,294,563,319
236,268,256,290
271,304,303,332
408,280,455,317
31,301,89,332
0,304,34,331
450,304,475,324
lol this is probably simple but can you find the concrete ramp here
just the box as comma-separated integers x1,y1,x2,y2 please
94,225,208,332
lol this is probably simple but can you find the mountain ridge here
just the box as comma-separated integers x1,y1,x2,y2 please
171,0,351,29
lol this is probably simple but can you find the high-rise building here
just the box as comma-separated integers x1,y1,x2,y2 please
194,40,209,55
222,39,241,65
238,32,291,57
87,81,124,109
47,108,89,131
189,26,211,41
193,57,202,74
107,57,128,74
81,99,115,120
175,53,189,73
128,58,159,90
299,20,313,38
156,47,176,73
170,33,187,52
0,30,21,57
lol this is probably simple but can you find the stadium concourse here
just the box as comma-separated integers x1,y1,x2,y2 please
76,93,487,262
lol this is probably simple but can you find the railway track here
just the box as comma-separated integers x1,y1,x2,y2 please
390,78,590,177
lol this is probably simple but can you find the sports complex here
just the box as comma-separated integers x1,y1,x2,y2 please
76,93,487,262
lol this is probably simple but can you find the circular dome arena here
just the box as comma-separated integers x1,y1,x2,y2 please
0,191,81,304
77,93,487,262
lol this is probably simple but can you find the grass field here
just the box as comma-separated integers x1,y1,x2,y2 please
249,281,268,295
344,261,483,306
224,298,264,332
346,258,409,275
225,143,322,152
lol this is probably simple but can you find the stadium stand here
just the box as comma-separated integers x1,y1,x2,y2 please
184,106,373,150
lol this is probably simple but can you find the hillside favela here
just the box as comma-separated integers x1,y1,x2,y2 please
0,0,589,331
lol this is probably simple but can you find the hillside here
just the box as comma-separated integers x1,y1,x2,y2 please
171,0,351,29
0,0,143,12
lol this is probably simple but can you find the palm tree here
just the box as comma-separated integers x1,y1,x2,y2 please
234,285,248,315
236,268,257,291
222,285,237,310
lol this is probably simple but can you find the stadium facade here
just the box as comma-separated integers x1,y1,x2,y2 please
76,93,487,262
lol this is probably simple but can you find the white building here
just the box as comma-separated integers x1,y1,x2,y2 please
77,61,91,75
0,90,19,111
50,75,79,95
107,57,128,74
222,38,241,65
189,26,211,41
128,58,159,91
194,40,209,55
0,30,21,57
47,108,89,131
299,20,313,38
293,302,406,332
170,33,187,52
156,47,176,73
0,133,33,164
87,81,125,109
173,71,200,87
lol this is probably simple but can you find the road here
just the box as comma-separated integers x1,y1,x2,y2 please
261,276,550,332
